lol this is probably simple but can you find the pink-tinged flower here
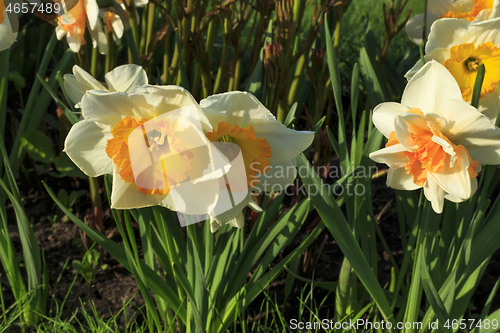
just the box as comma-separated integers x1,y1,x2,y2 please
370,61,500,213
56,0,107,54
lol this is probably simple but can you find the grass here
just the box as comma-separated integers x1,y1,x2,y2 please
0,281,344,332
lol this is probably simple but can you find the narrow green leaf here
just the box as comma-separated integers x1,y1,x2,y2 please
284,102,297,128
351,63,360,131
419,240,452,333
43,182,187,323
295,154,395,327
20,131,55,164
175,29,190,90
36,74,78,125
324,15,343,115
359,47,388,106
471,64,485,109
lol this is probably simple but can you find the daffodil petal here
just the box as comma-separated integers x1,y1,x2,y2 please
477,88,500,121
372,102,410,138
84,0,99,28
134,0,149,8
166,178,220,215
387,167,421,190
228,211,245,229
401,61,463,115
249,118,314,164
87,20,108,55
64,66,106,105
0,12,17,51
432,146,471,201
424,172,445,214
404,14,426,45
466,17,500,46
132,85,213,132
200,91,275,128
73,65,107,90
64,120,113,177
426,18,470,54
80,90,156,130
111,14,124,40
210,218,222,233
110,166,166,209
405,50,449,81
211,192,252,225
394,112,428,150
105,64,148,93
369,144,409,169
440,100,500,164
444,177,477,202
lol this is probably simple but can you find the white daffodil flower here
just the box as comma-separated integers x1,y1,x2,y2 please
64,64,148,106
405,0,500,45
0,2,17,51
64,85,231,216
370,61,500,213
100,0,148,45
56,0,107,54
201,91,314,231
406,18,500,121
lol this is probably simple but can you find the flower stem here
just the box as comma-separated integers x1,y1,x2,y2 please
163,31,170,84
0,50,9,138
127,0,140,49
146,2,156,56
214,17,230,94
91,47,99,78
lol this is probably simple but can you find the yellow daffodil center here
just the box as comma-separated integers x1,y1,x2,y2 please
206,121,272,187
442,42,500,102
0,0,5,24
386,109,479,186
58,0,87,41
106,117,193,196
440,0,493,21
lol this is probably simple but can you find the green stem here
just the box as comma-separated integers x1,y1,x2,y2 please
232,55,242,91
181,0,193,75
191,64,201,99
90,47,99,78
277,98,287,123
228,38,240,91
213,17,230,94
146,2,156,55
163,31,170,84
127,0,140,49
168,41,180,85
105,31,115,74
139,5,148,55
0,50,9,138
287,54,306,108
206,19,217,67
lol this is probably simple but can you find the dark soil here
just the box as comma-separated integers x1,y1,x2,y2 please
1,192,145,332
